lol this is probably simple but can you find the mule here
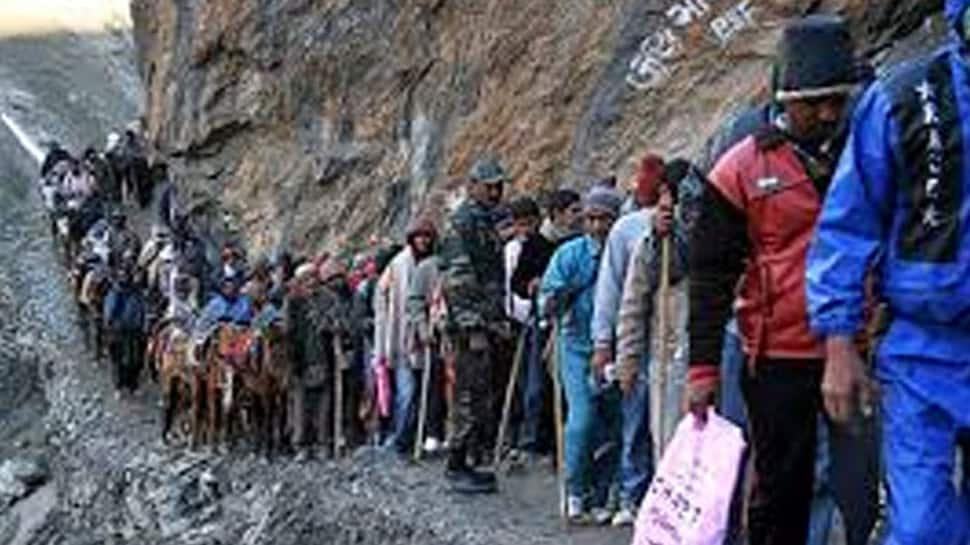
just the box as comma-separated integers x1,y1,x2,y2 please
205,324,255,450
153,324,207,448
246,321,292,457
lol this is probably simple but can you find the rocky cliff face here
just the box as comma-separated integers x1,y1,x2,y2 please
130,0,944,253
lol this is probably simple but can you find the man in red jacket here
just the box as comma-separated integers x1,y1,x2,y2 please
687,16,863,545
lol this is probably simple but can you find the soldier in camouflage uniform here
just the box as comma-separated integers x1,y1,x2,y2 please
438,156,510,494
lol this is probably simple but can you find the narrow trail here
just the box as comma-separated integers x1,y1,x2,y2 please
0,99,632,545
0,28,631,545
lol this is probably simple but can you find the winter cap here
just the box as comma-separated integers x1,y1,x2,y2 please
294,263,318,282
406,216,438,240
636,154,665,206
317,259,348,283
582,185,623,218
469,156,508,185
774,16,859,102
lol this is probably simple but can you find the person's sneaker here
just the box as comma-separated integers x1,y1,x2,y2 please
591,507,614,526
423,437,443,454
567,496,592,525
446,467,498,494
611,507,636,527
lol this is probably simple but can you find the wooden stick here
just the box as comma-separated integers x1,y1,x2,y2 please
332,335,347,459
413,344,434,462
550,322,568,523
654,235,672,462
493,325,528,469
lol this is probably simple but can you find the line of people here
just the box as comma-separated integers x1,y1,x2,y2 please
33,6,970,544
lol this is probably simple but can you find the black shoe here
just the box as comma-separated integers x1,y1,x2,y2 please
446,467,498,494
468,467,497,485
446,465,496,484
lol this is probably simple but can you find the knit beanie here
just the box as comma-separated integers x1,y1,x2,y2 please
774,15,858,101
583,185,623,218
636,154,665,206
406,216,438,240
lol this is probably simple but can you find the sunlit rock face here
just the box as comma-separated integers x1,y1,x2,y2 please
131,0,942,254
0,0,130,37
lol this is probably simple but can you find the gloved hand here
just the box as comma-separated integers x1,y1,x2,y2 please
685,364,719,426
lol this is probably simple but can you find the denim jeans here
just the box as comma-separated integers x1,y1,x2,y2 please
591,385,623,508
720,319,747,429
620,351,654,509
385,358,417,452
808,414,836,545
560,338,620,503
721,320,748,545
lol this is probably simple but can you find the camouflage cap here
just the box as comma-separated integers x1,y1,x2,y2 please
469,156,508,185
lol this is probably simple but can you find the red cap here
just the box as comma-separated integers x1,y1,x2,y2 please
636,154,665,207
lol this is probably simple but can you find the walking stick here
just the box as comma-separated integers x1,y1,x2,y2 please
653,235,672,462
332,335,347,459
549,321,568,523
493,324,528,469
413,343,434,461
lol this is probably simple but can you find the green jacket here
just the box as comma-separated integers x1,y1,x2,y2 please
438,200,506,331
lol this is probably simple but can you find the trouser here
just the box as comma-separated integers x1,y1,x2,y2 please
741,360,823,545
387,358,418,452
391,350,448,448
560,339,621,505
448,331,494,469
721,323,747,545
879,353,970,545
109,330,144,392
422,351,447,443
619,351,653,509
720,321,747,428
806,412,880,545
486,329,518,454
292,384,332,452
519,321,553,454
344,358,365,448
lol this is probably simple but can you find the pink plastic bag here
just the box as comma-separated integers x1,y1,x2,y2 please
374,358,392,418
632,410,746,545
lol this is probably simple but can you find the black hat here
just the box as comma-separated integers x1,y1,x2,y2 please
775,16,859,101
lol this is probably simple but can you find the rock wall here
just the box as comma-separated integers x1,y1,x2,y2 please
130,0,942,254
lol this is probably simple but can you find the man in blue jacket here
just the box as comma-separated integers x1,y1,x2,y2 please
807,2,970,544
541,185,624,525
